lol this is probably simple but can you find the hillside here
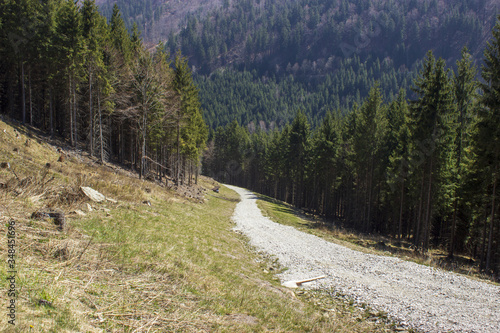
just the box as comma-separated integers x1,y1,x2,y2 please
97,0,224,43
99,0,499,128
0,118,402,332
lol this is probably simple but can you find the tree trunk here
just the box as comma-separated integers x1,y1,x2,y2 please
399,179,405,240
423,158,434,252
449,199,458,258
480,205,489,270
415,171,426,248
176,117,181,184
73,78,78,148
49,87,54,139
195,158,199,185
188,160,192,186
98,89,104,163
140,112,147,179
89,67,93,156
21,61,26,124
69,75,74,146
486,168,497,271
130,131,135,171
7,70,14,118
29,69,32,126
366,155,374,232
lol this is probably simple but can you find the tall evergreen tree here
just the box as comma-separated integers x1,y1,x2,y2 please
449,47,478,257
310,111,340,216
352,83,386,232
55,0,83,147
386,89,411,239
173,54,208,184
477,15,500,272
409,51,456,251
287,111,310,207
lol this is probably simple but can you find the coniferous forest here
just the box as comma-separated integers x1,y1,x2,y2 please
0,0,207,185
1,0,499,278
204,39,500,276
165,0,493,128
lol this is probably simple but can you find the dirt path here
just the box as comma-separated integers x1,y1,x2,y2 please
226,185,500,333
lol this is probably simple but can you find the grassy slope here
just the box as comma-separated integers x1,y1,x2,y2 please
0,119,397,332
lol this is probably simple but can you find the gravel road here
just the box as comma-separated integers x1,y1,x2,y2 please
226,185,500,333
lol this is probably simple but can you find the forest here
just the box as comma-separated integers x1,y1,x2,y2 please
162,0,494,128
1,0,499,277
94,0,497,129
0,0,208,185
204,26,500,276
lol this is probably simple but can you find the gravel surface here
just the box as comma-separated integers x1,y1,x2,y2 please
226,185,500,333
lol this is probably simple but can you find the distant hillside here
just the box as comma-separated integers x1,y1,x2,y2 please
97,0,223,42
166,0,495,74
101,0,500,128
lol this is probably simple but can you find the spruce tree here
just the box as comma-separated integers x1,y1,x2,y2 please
352,83,386,232
449,47,478,257
478,15,500,272
55,0,83,147
288,111,310,207
310,112,340,216
173,54,208,184
409,51,456,251
386,89,411,239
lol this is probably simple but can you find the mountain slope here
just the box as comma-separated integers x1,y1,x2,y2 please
166,0,493,74
97,0,224,42
101,0,500,128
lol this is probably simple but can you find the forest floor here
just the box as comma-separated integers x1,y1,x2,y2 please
228,185,500,333
0,118,403,332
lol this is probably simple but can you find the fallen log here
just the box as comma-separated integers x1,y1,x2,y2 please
282,275,326,288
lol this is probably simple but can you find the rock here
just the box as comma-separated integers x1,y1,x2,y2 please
81,186,105,202
73,209,86,216
86,203,93,212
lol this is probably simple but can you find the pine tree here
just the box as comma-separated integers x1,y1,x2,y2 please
310,112,340,216
81,0,107,156
352,83,386,232
409,51,456,251
386,89,411,239
287,111,310,207
110,4,131,65
477,15,500,272
55,0,83,147
173,54,208,184
449,47,478,257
